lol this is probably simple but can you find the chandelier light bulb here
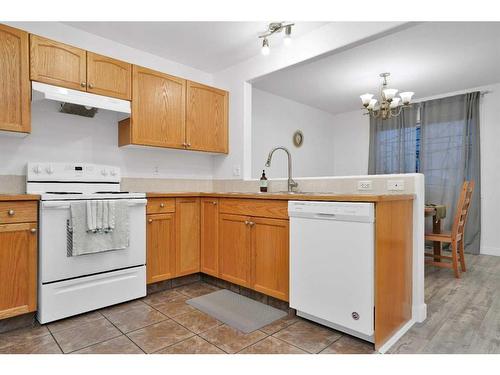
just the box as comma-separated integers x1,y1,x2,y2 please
360,93,374,106
399,92,414,105
367,99,378,110
383,88,398,101
390,97,401,108
261,38,270,56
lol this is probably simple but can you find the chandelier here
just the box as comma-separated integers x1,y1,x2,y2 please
360,73,414,120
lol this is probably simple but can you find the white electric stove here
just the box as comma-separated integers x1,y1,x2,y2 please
27,162,147,324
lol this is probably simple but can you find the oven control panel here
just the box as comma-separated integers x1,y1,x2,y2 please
27,162,121,182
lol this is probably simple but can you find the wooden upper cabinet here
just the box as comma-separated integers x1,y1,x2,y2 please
0,222,37,320
219,214,251,287
200,198,219,277
0,24,30,133
30,35,86,91
251,217,289,301
186,81,228,153
175,198,200,276
86,52,131,100
146,213,176,284
119,65,186,148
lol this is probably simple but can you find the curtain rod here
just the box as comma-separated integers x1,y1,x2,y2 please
412,89,492,104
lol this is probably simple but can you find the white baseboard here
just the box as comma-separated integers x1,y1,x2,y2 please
413,303,427,323
377,319,415,354
481,246,500,256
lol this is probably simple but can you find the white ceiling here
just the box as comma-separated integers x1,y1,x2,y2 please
64,21,327,73
252,22,500,115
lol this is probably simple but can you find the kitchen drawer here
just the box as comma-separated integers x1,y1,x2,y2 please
0,201,37,224
146,198,175,214
219,199,288,220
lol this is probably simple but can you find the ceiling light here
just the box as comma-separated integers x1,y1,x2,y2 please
261,38,270,55
258,22,294,55
360,73,415,120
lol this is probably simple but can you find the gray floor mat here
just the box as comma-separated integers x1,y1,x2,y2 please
187,289,287,333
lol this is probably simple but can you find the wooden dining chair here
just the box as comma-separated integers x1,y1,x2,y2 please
424,180,475,278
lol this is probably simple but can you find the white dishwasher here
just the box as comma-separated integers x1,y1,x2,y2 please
289,201,375,342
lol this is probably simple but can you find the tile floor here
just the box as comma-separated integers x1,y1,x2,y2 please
0,281,374,354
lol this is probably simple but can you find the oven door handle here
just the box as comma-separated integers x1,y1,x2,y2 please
42,199,147,209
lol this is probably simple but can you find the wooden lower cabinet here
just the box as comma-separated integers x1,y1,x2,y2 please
200,198,219,277
218,212,290,301
219,214,251,287
175,198,200,276
146,213,175,284
251,217,289,301
0,222,37,320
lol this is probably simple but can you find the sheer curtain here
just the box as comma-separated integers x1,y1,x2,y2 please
368,107,419,174
420,92,481,253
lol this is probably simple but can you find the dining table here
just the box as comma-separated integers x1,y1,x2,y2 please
425,204,447,261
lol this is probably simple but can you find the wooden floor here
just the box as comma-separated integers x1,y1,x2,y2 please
390,253,500,354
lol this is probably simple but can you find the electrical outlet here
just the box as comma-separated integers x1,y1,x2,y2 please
387,180,405,191
153,166,160,175
233,165,241,177
357,180,373,191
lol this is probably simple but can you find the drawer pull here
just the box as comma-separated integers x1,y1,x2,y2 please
212,201,217,205
160,203,165,208
8,209,15,216
30,228,37,233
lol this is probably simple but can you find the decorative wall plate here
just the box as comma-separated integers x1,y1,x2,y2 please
293,130,304,147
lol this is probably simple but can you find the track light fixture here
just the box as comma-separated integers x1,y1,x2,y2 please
258,22,294,55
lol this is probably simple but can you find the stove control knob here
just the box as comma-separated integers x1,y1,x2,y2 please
46,165,54,175
110,169,117,177
33,165,42,174
101,169,108,176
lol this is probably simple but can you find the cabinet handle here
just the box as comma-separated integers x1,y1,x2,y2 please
244,220,249,225
7,209,15,216
182,142,187,148
187,142,192,147
249,221,255,226
88,83,94,89
160,203,165,208
80,82,86,87
212,201,217,205
148,218,153,223
30,228,37,233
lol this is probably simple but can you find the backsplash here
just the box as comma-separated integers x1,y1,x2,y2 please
0,174,418,195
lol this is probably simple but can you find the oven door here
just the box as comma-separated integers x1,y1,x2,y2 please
39,198,147,284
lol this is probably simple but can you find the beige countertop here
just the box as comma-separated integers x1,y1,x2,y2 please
146,191,415,202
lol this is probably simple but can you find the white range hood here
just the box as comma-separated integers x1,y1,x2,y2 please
32,81,131,114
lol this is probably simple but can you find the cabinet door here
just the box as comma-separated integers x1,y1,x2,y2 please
251,217,289,301
146,213,175,284
30,35,86,91
219,214,251,287
0,24,30,133
129,65,186,148
175,198,200,276
86,52,132,100
201,198,219,277
0,223,37,320
186,81,228,153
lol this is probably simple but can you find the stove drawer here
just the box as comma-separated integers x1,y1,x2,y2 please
0,201,37,224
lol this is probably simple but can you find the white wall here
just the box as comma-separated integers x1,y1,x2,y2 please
1,22,215,180
0,100,214,179
478,83,500,256
330,110,370,176
251,88,336,179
